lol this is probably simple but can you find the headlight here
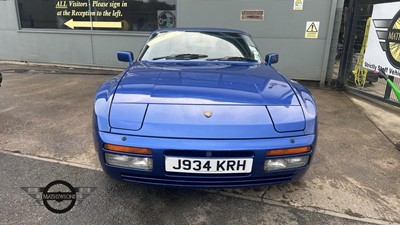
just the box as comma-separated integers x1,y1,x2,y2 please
105,153,153,170
264,156,309,171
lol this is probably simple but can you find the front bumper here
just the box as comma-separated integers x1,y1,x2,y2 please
94,131,316,188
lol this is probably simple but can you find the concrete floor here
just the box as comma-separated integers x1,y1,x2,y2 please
0,152,378,225
220,89,400,223
0,63,399,224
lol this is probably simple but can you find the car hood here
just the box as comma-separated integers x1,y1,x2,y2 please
108,62,306,138
113,61,299,106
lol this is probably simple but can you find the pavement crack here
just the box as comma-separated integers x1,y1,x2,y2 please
260,190,267,202
212,189,396,225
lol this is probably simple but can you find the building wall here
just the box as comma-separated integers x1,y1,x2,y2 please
0,0,344,81
178,0,334,81
0,0,149,67
326,0,345,84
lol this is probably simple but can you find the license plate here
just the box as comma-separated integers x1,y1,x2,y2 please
165,156,253,174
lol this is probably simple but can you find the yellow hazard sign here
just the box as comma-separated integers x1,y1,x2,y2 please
293,0,304,11
305,21,320,39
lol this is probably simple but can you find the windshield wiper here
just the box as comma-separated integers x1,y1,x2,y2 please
153,54,208,60
206,56,258,62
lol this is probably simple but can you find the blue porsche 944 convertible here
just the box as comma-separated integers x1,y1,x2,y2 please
93,28,317,188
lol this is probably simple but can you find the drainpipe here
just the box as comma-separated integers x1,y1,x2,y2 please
320,0,338,87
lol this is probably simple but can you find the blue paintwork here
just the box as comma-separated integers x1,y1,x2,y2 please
267,105,305,132
113,61,299,106
93,28,318,187
117,51,134,66
94,131,316,187
110,105,305,139
109,103,147,131
288,80,318,135
265,53,279,65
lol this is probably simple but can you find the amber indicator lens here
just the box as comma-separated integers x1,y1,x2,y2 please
104,144,152,155
266,146,311,156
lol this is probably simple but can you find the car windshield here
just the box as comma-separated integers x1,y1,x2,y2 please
139,31,262,62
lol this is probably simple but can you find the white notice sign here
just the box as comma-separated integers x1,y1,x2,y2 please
293,0,304,11
305,21,319,39
363,2,400,78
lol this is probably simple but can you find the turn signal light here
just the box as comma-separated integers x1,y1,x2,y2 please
104,144,152,155
266,146,311,156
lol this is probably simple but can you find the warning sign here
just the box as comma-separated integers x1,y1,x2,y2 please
305,21,319,39
293,0,304,11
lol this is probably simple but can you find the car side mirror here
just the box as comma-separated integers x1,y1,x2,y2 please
265,53,279,66
117,51,134,65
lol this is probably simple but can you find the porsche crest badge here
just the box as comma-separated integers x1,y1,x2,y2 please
203,110,213,118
